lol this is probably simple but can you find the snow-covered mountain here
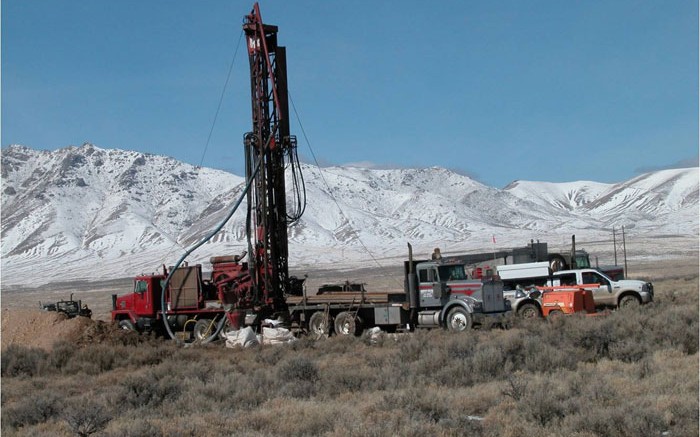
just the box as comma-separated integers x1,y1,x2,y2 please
2,144,698,286
504,169,699,236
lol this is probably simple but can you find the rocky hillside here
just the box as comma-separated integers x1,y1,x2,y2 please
2,144,697,285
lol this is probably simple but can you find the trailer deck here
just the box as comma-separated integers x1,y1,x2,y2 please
286,291,407,307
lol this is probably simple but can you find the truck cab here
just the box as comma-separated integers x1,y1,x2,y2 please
414,261,510,330
551,269,653,308
111,273,165,330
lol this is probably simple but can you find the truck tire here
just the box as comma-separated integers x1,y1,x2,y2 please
334,312,362,336
618,294,640,308
193,319,215,341
445,307,472,332
119,319,136,331
308,312,332,339
548,255,567,272
518,303,542,319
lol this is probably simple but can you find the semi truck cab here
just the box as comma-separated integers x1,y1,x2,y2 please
414,261,510,330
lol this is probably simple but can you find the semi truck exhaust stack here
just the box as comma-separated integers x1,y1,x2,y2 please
407,243,419,329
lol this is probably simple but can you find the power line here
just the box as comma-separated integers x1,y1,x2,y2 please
288,92,403,288
198,29,245,167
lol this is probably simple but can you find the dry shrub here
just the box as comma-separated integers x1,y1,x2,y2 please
276,355,319,398
561,404,666,437
381,387,450,423
233,398,337,436
1,345,49,378
104,418,162,437
278,355,319,382
1,390,61,429
114,368,182,409
320,363,373,394
61,397,112,437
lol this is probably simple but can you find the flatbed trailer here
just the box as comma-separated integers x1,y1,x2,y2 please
284,251,512,337
286,290,410,336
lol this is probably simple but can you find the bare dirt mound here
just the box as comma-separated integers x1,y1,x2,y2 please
1,308,141,351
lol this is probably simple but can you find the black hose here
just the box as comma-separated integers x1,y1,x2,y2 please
160,161,261,343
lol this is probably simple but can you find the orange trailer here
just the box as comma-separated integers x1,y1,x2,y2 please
536,284,601,317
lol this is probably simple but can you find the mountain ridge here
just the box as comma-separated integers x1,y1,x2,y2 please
2,144,698,286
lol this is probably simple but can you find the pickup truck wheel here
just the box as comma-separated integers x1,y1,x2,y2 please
334,312,362,336
518,303,541,319
618,294,640,308
193,319,214,341
118,319,136,331
308,312,332,339
446,307,472,332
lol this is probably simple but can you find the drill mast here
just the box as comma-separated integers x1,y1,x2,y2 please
243,3,302,309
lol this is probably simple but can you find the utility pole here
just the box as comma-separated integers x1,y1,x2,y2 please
612,226,618,265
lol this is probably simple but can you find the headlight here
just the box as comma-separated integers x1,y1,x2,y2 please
515,290,525,299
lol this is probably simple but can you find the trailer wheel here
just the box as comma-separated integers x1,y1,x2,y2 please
118,319,136,331
446,307,472,332
334,312,363,336
548,309,564,318
308,312,332,339
518,303,542,319
618,294,640,308
193,319,214,341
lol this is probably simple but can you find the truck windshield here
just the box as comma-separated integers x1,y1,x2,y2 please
438,265,467,281
134,280,148,293
575,254,591,268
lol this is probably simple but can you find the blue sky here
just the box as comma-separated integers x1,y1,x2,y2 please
2,1,698,188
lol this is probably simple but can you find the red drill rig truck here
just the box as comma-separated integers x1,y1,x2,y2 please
111,4,511,340
112,3,303,340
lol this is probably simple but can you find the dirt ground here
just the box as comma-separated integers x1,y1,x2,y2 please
0,308,136,351
1,257,697,351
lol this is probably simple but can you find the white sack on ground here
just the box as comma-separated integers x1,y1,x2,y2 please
224,327,259,348
262,327,297,345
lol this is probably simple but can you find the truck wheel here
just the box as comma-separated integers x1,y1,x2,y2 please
193,319,214,341
334,312,362,336
549,255,567,272
618,294,640,308
446,307,472,332
308,312,332,339
518,303,541,319
119,319,136,331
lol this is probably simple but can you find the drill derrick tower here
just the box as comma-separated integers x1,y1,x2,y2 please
243,3,303,313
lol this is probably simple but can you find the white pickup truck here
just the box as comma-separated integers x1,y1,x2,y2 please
550,269,654,308
497,263,654,317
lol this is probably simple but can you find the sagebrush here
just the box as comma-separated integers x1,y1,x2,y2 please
2,274,697,437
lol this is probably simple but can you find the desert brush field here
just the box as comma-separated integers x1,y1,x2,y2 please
1,258,698,436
